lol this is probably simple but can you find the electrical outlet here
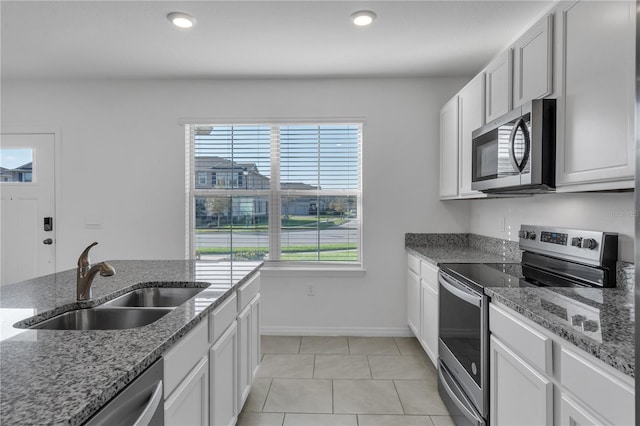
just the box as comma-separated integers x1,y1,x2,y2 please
306,285,315,296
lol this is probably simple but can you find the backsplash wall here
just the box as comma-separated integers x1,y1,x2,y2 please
468,192,635,262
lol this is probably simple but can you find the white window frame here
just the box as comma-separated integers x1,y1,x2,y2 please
185,119,364,268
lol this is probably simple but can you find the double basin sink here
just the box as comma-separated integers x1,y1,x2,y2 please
28,287,206,331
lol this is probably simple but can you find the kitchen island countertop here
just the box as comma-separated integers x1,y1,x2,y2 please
0,260,261,425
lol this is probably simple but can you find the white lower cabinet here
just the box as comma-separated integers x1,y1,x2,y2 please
237,273,261,412
406,256,421,337
237,302,251,407
561,394,605,426
249,294,261,382
165,356,209,426
420,281,438,367
490,302,634,426
164,320,210,426
163,271,261,426
490,335,552,426
210,321,238,426
406,254,439,368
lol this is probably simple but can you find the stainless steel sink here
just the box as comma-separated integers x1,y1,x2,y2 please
29,308,173,330
100,287,205,308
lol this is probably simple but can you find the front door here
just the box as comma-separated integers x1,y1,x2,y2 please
1,133,56,285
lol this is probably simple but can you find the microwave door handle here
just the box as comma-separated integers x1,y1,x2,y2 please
508,118,530,172
439,273,482,307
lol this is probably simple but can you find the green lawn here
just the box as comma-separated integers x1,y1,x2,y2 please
196,243,358,261
196,215,348,233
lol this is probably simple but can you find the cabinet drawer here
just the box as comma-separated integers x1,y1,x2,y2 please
407,254,420,274
561,347,634,426
237,273,260,311
489,303,551,374
420,260,438,290
209,292,237,344
164,319,209,399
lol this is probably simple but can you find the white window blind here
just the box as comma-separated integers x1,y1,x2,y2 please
187,123,362,264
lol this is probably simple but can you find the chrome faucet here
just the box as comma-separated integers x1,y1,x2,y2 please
77,242,115,301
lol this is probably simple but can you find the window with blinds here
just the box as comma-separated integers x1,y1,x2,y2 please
187,123,362,264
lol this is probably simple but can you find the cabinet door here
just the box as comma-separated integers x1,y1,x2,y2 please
485,49,512,122
513,14,553,107
556,0,635,188
250,294,261,381
165,356,209,426
490,336,552,426
407,268,420,338
439,96,459,199
458,73,486,198
237,303,251,409
210,322,238,426
420,281,438,367
560,394,606,426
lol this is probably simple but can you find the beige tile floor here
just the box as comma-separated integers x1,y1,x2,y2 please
237,336,454,426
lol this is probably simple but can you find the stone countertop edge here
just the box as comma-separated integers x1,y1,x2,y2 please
0,260,262,426
485,287,634,378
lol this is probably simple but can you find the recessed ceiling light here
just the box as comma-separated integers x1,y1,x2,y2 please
351,10,377,27
167,12,196,29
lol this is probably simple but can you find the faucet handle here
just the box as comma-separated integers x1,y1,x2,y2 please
78,242,98,267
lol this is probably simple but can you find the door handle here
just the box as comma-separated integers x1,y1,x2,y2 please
43,238,53,245
508,117,531,172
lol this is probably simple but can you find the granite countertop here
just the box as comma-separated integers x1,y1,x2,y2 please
405,232,634,378
0,260,262,425
486,286,634,378
405,232,521,265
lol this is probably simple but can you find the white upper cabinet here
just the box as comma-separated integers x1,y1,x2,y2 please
458,73,486,198
555,0,635,189
484,49,512,122
439,96,459,199
512,14,553,108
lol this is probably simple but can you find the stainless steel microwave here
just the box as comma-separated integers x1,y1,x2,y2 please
471,99,556,193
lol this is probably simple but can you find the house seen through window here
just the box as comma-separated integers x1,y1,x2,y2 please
187,124,362,263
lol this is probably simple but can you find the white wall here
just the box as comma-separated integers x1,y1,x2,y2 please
468,192,635,262
2,77,469,335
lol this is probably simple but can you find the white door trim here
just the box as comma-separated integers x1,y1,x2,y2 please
1,126,61,273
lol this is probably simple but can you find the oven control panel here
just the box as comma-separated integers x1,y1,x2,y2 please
518,225,618,267
539,231,568,246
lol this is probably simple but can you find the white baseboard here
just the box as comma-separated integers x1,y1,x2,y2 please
260,325,414,337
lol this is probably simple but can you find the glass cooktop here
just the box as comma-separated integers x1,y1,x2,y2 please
439,261,602,292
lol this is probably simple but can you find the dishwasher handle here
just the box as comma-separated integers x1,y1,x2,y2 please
133,381,163,426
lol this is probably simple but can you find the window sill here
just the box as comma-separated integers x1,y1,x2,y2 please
260,262,366,278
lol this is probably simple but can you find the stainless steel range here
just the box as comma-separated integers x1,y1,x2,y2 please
437,225,618,426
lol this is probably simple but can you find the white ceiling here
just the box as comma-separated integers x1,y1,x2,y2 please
1,1,552,80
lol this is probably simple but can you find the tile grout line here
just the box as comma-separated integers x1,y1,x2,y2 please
261,378,274,413
391,379,408,415
365,354,373,379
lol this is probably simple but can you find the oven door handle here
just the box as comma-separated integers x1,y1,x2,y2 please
438,364,485,426
439,272,482,307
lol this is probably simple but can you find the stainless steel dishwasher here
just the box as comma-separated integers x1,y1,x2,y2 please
84,358,164,426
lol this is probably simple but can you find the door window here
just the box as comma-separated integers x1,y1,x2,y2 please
0,148,33,183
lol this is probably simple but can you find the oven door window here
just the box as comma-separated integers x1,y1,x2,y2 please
439,277,482,387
